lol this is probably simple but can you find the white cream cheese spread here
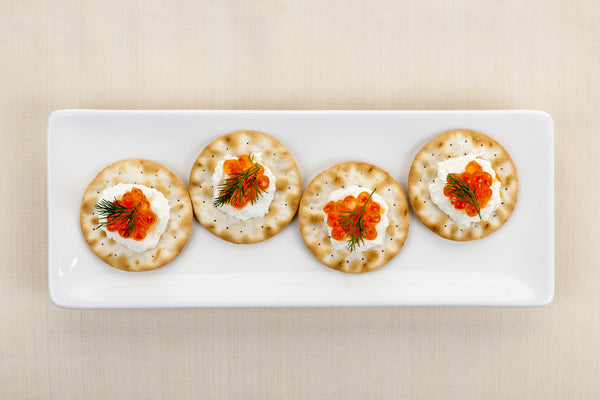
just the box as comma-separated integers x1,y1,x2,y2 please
428,153,501,228
323,185,390,252
97,183,170,252
212,153,276,221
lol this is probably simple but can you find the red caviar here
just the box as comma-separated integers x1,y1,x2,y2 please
323,191,384,242
222,155,269,209
106,187,157,241
443,160,493,217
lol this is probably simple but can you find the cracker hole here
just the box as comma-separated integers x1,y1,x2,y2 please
140,170,144,174
449,143,452,146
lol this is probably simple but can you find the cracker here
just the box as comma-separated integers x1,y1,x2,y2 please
189,130,302,244
298,162,410,274
80,159,193,272
408,129,518,241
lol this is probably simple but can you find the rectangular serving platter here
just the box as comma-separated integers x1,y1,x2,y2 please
47,110,554,308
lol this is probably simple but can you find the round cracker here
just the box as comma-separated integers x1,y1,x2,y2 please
408,129,518,241
189,130,302,244
80,159,193,272
299,162,410,274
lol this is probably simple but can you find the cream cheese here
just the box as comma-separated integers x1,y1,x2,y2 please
428,153,501,228
97,183,170,252
212,153,276,221
323,185,390,252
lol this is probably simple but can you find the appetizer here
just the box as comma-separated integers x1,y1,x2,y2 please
408,129,518,241
299,162,410,274
189,130,302,244
80,159,193,272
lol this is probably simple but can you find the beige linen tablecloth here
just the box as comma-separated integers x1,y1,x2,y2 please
1,1,598,398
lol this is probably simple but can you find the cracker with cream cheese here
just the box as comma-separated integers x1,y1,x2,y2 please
408,129,518,241
80,159,193,272
299,162,410,274
189,130,302,244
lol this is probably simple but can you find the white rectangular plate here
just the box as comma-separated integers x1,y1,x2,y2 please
47,110,554,308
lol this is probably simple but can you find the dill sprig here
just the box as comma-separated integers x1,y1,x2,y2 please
213,155,266,208
445,173,482,219
95,198,140,237
339,189,376,252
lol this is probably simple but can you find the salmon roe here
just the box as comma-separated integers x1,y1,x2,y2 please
323,191,383,242
222,154,270,209
443,160,493,217
106,187,157,241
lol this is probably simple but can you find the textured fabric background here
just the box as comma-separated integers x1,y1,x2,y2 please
1,1,599,398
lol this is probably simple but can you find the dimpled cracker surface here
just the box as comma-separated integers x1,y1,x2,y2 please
80,159,193,272
299,162,410,274
189,130,302,244
408,129,518,241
